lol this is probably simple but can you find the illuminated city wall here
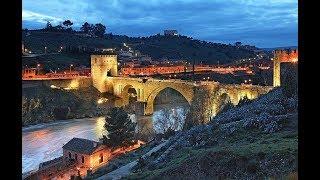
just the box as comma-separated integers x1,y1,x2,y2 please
121,65,185,76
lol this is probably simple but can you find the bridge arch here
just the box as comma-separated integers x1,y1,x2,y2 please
210,89,234,116
237,89,258,101
144,86,192,115
121,84,138,105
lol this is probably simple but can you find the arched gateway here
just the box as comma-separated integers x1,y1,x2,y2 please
91,54,273,116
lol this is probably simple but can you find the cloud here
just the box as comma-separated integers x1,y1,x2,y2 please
22,0,297,47
22,10,63,25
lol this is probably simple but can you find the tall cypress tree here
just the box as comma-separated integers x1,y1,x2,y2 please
102,107,136,147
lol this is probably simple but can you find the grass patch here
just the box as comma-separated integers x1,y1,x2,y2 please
126,129,297,179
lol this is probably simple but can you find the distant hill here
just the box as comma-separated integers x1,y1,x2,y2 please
22,30,258,68
262,46,298,52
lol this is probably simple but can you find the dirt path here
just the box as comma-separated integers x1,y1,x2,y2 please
96,140,168,180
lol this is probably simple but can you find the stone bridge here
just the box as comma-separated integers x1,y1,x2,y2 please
108,77,271,116
91,54,273,116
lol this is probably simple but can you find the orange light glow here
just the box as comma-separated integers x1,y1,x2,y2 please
292,58,298,63
274,49,298,63
111,140,145,157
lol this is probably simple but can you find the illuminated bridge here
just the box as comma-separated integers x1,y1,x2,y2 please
91,54,273,116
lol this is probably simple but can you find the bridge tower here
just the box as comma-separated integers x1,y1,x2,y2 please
273,49,298,87
91,53,118,93
273,50,281,87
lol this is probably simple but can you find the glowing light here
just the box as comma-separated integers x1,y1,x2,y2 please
50,85,58,89
292,58,298,63
69,79,79,89
97,97,108,104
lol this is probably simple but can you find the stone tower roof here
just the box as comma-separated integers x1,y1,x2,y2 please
62,138,103,155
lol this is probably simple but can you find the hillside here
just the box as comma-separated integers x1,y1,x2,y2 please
22,30,257,68
262,46,298,52
86,88,298,179
130,88,297,179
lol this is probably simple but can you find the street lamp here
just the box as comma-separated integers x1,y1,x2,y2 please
37,64,41,74
70,64,73,73
44,46,47,54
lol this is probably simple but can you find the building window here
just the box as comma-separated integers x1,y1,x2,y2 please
82,156,84,163
68,152,71,159
75,154,78,161
99,153,103,163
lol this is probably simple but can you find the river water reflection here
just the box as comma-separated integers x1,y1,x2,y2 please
22,103,189,173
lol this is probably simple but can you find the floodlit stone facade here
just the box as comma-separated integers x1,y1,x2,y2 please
91,54,118,92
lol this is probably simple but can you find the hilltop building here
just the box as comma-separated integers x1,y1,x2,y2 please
164,30,178,36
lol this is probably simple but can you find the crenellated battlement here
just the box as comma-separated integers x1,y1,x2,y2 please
273,49,298,62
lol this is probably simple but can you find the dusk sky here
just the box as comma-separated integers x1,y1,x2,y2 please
22,0,297,48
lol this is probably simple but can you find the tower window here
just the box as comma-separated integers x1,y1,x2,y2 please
99,154,103,163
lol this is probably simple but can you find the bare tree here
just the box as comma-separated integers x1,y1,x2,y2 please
153,108,171,134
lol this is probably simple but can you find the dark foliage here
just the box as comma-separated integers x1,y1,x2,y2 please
101,107,136,147
219,101,235,114
163,128,176,139
52,106,70,119
237,96,253,107
80,22,91,33
94,23,106,37
282,64,298,98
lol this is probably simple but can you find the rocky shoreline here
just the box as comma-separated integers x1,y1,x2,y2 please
22,84,112,126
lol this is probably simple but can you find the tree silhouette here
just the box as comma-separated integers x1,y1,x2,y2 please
63,20,73,27
63,20,73,32
45,21,52,31
80,22,91,33
93,23,106,37
101,107,136,148
55,24,65,31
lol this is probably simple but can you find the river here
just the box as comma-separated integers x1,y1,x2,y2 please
22,103,189,174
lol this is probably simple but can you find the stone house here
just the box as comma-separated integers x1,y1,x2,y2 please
62,138,111,169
